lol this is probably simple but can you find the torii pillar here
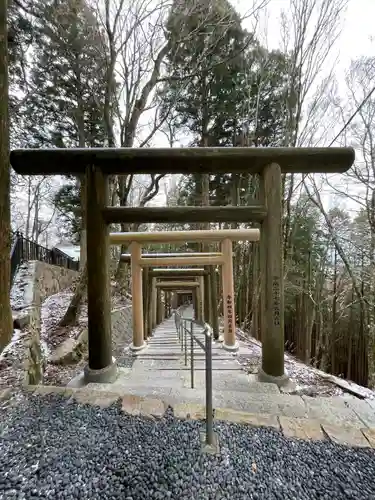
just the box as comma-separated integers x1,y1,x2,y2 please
130,242,146,351
258,163,288,385
221,238,238,351
151,277,157,330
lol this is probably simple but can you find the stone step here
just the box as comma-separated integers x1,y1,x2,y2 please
82,384,307,417
121,379,280,395
92,370,280,395
83,383,372,429
181,373,280,393
133,362,243,372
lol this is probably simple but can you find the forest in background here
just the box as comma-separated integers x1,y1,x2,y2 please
4,0,375,388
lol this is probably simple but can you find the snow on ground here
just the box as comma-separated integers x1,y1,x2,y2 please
40,286,129,385
40,288,85,352
235,327,375,400
40,285,127,352
1,281,128,389
43,359,86,387
0,330,23,361
0,329,27,390
10,261,35,311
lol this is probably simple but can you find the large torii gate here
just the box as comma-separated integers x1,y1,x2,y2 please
10,146,355,386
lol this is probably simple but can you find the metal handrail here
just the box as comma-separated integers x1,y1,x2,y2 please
173,307,214,449
9,231,79,286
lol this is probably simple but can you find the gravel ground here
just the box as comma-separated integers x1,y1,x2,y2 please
1,393,375,500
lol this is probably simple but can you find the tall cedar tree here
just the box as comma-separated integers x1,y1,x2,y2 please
162,1,293,212
0,0,13,350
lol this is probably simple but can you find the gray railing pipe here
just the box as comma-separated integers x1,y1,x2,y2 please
174,308,215,449
204,324,213,446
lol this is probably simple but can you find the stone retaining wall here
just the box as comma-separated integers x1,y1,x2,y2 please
112,305,132,347
10,261,79,385
49,305,133,365
11,261,79,327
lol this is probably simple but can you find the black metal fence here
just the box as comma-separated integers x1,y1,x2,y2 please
10,231,79,285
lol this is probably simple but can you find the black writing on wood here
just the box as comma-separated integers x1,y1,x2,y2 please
272,276,280,327
226,294,233,334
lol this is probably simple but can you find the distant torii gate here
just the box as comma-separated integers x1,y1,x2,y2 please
155,280,200,319
156,280,199,318
119,256,215,329
10,146,355,386
120,256,221,329
147,268,214,336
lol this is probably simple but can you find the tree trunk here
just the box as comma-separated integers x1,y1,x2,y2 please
59,264,87,326
0,0,13,351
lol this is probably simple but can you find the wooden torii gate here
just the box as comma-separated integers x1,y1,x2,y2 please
110,228,260,352
120,257,221,331
10,146,355,386
119,257,215,329
156,281,200,318
153,277,201,322
147,268,212,335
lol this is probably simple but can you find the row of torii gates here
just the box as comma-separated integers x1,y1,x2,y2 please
10,146,355,386
114,228,259,351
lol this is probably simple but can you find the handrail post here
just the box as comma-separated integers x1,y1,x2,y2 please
184,319,188,366
190,322,194,389
205,328,214,447
181,320,184,351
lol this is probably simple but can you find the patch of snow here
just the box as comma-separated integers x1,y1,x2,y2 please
40,290,87,352
40,339,50,359
53,244,80,261
235,327,375,399
40,290,74,342
0,328,28,390
0,330,23,361
10,261,36,311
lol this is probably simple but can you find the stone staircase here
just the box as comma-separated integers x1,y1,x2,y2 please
74,313,375,448
2,309,375,449
86,315,280,407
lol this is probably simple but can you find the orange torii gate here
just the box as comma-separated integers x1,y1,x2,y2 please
110,228,260,352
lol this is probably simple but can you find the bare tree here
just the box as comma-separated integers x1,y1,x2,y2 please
276,0,348,262
323,55,375,384
91,0,270,286
11,174,57,242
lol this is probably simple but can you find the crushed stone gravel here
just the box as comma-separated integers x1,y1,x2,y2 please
1,393,375,500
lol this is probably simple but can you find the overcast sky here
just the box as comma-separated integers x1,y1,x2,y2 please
157,0,375,208
34,0,375,243
155,0,375,149
237,0,375,67
233,0,375,108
